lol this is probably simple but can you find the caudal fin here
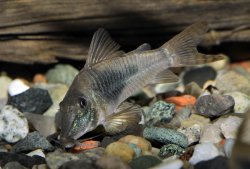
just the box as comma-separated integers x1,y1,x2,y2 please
162,22,224,66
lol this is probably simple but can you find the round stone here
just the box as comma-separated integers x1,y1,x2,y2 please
195,94,235,118
106,142,135,162
0,105,29,143
119,135,152,152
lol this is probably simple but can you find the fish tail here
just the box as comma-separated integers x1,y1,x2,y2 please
161,22,224,66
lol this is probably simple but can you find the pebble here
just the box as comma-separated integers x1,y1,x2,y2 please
46,150,80,169
143,101,175,126
178,123,201,145
219,116,243,139
233,65,250,81
0,145,8,153
24,112,56,137
8,79,29,96
215,70,250,95
179,146,194,161
195,94,235,118
150,159,183,169
152,83,179,95
143,127,188,148
73,140,100,152
180,114,210,131
184,82,203,98
59,160,95,169
119,135,152,152
27,149,45,158
95,155,131,169
129,155,161,169
0,152,45,169
223,139,235,158
194,156,229,169
165,95,196,111
0,75,12,99
46,64,79,86
106,142,135,162
226,92,250,114
11,131,55,153
182,66,217,87
101,136,116,148
167,107,192,128
3,161,28,169
0,98,7,110
0,105,29,143
79,147,106,163
207,54,229,71
158,144,185,158
42,84,68,117
33,74,47,83
199,124,222,144
8,88,53,114
189,143,220,165
31,164,47,169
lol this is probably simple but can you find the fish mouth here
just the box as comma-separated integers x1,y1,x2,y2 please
59,136,79,148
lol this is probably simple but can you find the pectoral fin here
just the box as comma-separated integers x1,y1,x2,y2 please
103,102,142,135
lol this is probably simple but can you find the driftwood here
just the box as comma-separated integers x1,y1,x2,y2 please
0,0,250,64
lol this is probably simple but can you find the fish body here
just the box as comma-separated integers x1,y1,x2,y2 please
57,22,223,147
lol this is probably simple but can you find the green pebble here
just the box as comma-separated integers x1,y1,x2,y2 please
46,64,79,86
143,127,188,148
144,101,175,126
158,144,185,158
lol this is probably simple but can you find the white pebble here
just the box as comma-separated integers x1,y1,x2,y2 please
151,159,183,169
200,124,222,144
0,105,29,143
178,124,201,145
0,75,12,99
27,149,45,158
224,139,235,158
8,79,29,96
220,116,243,139
189,143,220,165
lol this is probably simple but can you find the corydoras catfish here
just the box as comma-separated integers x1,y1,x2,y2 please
56,22,223,147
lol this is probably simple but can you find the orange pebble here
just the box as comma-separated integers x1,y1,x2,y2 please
73,140,100,151
33,74,47,83
165,95,196,107
240,62,250,69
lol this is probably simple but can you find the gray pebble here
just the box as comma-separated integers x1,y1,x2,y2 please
195,94,235,118
11,131,54,153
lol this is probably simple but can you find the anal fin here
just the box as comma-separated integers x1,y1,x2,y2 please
103,102,142,135
148,69,179,85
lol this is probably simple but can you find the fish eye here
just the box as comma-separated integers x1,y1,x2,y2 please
79,97,87,108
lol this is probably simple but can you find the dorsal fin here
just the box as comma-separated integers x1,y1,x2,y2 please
134,43,151,52
126,43,151,55
85,28,122,68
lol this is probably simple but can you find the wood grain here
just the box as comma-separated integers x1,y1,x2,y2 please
0,0,249,63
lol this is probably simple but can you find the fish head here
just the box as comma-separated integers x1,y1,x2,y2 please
57,79,99,147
